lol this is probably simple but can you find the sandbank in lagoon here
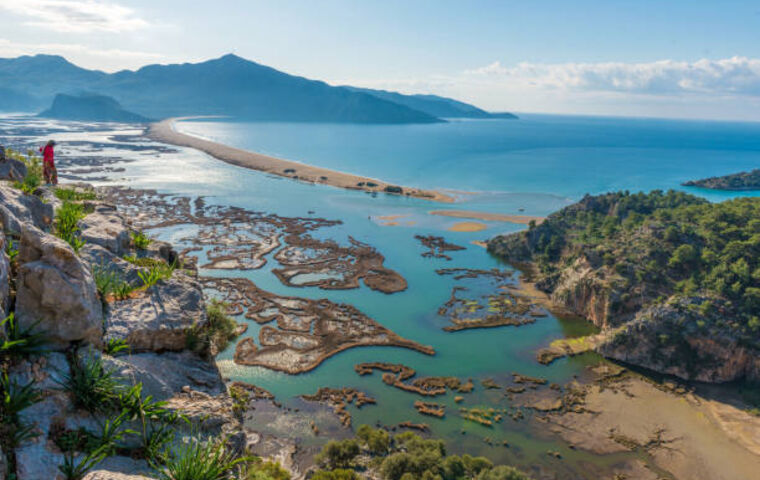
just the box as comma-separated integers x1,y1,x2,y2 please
149,118,455,202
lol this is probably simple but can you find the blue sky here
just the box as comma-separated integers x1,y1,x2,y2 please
2,0,760,120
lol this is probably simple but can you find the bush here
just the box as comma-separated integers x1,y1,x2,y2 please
58,354,123,413
55,201,87,252
357,424,390,455
315,439,360,469
131,231,153,249
477,466,533,480
311,469,359,480
55,187,97,202
240,457,291,480
153,436,248,480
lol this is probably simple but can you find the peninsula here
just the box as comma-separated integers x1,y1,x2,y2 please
683,168,760,190
148,118,455,202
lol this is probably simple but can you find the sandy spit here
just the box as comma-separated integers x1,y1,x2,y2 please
148,118,454,203
429,209,545,224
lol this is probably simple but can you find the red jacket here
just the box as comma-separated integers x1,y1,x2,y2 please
40,145,54,165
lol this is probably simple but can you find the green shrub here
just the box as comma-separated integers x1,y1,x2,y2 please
476,465,533,480
153,436,248,480
58,445,108,480
240,457,292,480
315,439,360,469
311,469,358,480
58,354,123,413
5,237,18,263
131,231,153,249
55,187,97,202
1,313,48,357
357,424,390,455
55,201,87,252
104,338,130,356
10,150,42,195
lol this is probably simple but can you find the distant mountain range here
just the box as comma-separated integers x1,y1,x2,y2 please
0,54,516,124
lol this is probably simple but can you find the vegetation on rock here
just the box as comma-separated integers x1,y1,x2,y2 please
683,169,760,190
313,426,532,479
488,190,760,380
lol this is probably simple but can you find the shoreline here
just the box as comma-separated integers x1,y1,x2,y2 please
147,117,455,203
429,209,545,224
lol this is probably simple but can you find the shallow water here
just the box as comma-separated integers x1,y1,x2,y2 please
3,113,759,478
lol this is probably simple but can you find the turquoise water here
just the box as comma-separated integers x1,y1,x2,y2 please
178,114,760,207
5,113,760,478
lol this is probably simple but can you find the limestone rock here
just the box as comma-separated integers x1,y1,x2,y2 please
83,473,154,480
9,352,70,391
0,157,27,181
79,203,132,256
0,183,55,232
105,271,205,351
15,392,71,480
0,230,10,315
82,456,153,480
597,297,760,383
102,351,225,401
15,225,103,348
79,243,142,284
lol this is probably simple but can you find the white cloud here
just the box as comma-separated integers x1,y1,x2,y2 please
338,57,760,121
0,0,148,33
463,57,760,97
0,38,165,71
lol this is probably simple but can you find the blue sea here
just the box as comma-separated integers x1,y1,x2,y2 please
5,113,760,478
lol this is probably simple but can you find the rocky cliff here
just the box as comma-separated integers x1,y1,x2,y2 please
488,190,760,383
0,166,252,479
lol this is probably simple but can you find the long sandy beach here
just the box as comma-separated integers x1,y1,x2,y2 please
148,118,454,203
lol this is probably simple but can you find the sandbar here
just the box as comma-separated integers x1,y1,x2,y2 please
448,221,487,232
430,210,545,225
149,118,454,202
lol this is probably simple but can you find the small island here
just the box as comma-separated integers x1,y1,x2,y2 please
682,168,760,190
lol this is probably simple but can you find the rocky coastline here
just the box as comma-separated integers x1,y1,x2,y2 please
0,152,318,479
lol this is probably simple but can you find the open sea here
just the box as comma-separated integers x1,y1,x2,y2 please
3,113,760,478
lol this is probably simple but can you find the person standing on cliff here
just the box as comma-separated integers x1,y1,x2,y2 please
40,140,58,185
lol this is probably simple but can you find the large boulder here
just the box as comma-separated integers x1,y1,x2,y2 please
15,392,70,480
15,225,103,348
0,156,27,181
102,351,225,401
79,204,132,256
105,271,206,351
82,456,153,480
0,230,10,315
79,243,142,284
0,183,55,232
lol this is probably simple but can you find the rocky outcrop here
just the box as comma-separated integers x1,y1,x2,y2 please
15,225,103,348
102,351,225,401
597,297,760,383
549,257,615,329
78,203,133,256
0,183,54,232
105,271,206,351
0,230,10,314
0,156,27,181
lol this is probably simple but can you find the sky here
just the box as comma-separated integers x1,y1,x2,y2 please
1,0,760,120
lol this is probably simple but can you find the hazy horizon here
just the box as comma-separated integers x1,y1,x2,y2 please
2,1,760,121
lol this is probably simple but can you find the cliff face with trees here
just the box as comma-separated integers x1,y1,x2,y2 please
683,169,760,190
488,190,760,383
